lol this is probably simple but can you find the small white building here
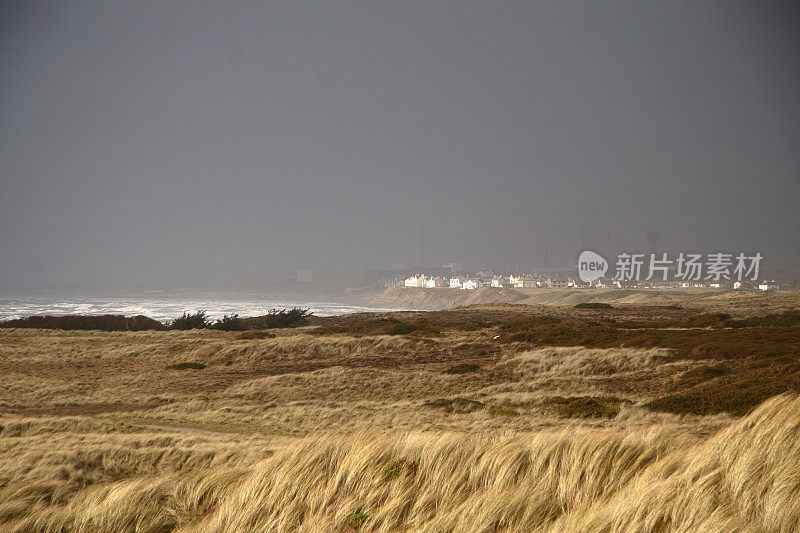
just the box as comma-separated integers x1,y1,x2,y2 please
404,275,426,288
449,277,462,289
424,277,437,288
462,279,479,290
491,275,504,288
758,282,780,291
508,274,523,288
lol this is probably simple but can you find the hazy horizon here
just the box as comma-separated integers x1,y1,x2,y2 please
2,2,799,290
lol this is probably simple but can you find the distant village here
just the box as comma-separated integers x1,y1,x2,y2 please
387,271,780,291
299,258,783,292
299,228,788,292
298,266,782,292
392,272,576,290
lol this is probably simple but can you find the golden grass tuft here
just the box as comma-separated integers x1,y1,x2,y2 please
3,395,798,531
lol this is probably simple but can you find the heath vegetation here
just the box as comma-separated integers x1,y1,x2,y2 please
1,298,800,531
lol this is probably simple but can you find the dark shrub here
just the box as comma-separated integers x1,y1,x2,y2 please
646,355,800,416
0,314,166,331
243,308,312,329
685,313,732,328
211,314,247,331
386,321,418,335
727,311,800,328
237,330,276,339
573,302,614,310
171,311,211,330
499,317,614,345
677,364,729,387
487,405,519,417
314,317,439,336
444,363,481,374
165,362,206,370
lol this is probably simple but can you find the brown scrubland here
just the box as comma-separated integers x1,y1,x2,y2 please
2,292,800,531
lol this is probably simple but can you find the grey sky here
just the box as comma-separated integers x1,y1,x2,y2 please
1,1,798,288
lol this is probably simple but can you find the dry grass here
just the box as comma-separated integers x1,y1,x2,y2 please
1,301,799,531
2,396,799,531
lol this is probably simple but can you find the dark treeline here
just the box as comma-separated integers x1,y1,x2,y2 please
0,314,167,331
170,309,311,331
0,308,312,331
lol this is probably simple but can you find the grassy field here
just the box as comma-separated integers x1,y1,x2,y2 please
1,300,800,531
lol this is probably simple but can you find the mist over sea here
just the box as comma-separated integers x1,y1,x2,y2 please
0,296,398,323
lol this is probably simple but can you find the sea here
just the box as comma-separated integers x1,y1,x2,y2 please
0,296,400,323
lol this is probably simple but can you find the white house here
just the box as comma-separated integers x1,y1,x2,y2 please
462,279,485,290
404,275,426,288
424,277,437,288
508,274,523,288
449,277,462,289
758,282,780,291
491,275,504,288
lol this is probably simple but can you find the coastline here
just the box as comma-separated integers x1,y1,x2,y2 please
356,286,800,316
3,287,799,324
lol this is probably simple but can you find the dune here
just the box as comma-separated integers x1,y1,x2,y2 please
4,395,798,531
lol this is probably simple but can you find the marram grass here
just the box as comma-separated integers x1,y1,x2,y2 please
1,394,799,532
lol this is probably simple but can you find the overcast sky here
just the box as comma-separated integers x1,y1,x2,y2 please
1,1,798,288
